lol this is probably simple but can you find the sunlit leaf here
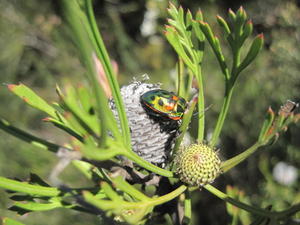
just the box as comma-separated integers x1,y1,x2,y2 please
7,83,57,118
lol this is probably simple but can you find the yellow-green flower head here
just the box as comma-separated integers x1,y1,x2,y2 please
175,143,221,186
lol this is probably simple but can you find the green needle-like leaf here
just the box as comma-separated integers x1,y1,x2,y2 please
165,4,206,142
85,0,131,148
195,9,203,21
167,2,179,21
165,26,195,72
205,185,300,219
234,7,247,37
178,6,185,25
199,21,230,80
7,83,57,118
56,85,100,137
0,117,65,153
241,20,253,40
0,176,60,197
237,34,264,74
236,6,247,23
101,181,123,202
2,218,25,225
123,150,174,177
6,83,82,139
258,107,275,142
221,142,262,173
61,0,122,146
111,176,150,201
217,15,231,36
43,117,83,142
228,9,236,22
12,201,63,212
185,10,193,29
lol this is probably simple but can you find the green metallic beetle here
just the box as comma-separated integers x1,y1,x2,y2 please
140,89,187,120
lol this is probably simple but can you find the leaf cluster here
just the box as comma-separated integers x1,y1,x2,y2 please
0,1,299,225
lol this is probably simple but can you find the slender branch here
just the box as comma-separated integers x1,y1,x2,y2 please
85,0,131,148
150,185,187,205
123,151,174,177
112,176,150,201
0,177,60,197
0,118,68,153
210,85,234,146
195,65,205,142
221,142,262,172
177,57,185,97
183,191,192,224
232,47,241,76
205,185,300,219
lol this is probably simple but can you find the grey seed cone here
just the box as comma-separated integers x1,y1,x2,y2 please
110,81,179,165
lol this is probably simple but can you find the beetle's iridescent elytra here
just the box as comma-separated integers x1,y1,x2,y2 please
140,89,187,120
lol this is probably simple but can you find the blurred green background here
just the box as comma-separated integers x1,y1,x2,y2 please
0,0,299,224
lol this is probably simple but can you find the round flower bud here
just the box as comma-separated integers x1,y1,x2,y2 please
175,143,221,186
110,80,180,165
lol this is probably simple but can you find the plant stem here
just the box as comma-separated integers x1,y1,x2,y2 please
62,0,116,144
186,70,193,99
123,151,174,177
0,118,63,153
196,65,205,142
112,176,150,201
221,141,262,172
210,84,234,146
85,0,131,148
177,57,184,97
150,185,187,205
0,177,60,197
231,47,241,78
183,191,192,224
205,184,271,216
205,185,300,219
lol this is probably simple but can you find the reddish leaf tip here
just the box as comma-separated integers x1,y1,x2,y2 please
168,2,175,8
7,84,17,91
258,33,264,39
227,185,233,191
267,106,274,115
164,24,176,32
42,117,51,122
73,145,81,151
168,2,174,6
